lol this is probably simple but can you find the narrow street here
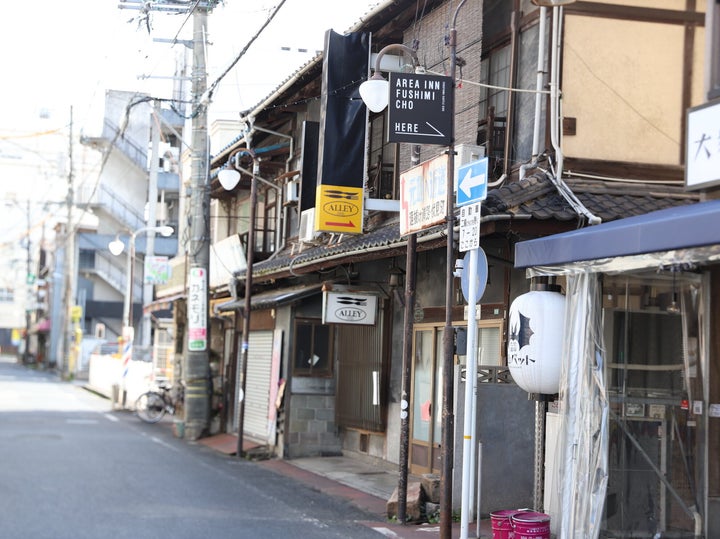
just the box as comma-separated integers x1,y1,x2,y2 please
0,356,386,539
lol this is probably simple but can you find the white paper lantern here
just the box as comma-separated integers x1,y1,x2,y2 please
507,290,565,394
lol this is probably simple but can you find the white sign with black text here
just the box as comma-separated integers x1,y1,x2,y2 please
322,291,378,325
459,202,482,252
686,99,720,190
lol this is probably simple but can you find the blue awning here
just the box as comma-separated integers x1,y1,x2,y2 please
515,200,720,269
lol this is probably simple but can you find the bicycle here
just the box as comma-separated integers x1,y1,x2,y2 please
135,381,183,423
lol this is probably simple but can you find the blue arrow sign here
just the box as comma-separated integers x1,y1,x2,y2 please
456,157,488,207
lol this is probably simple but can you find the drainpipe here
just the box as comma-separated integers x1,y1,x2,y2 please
548,6,563,180
546,6,601,225
502,10,519,182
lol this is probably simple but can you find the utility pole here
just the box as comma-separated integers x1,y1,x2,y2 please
61,106,75,378
118,0,214,439
441,3,467,538
142,99,161,351
23,200,32,365
184,5,211,440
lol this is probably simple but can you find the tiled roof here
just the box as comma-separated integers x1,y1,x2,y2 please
248,173,698,282
484,173,697,222
254,216,410,278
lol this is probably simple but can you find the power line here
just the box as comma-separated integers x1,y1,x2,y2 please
204,0,288,105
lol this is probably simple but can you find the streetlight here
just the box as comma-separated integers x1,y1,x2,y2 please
358,41,420,527
358,43,419,113
108,225,174,333
359,4,466,537
218,149,259,459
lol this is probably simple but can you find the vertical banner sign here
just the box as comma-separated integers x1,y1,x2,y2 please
299,121,320,214
315,30,369,234
188,267,207,351
399,154,448,235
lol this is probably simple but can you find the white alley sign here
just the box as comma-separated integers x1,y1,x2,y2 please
686,100,720,190
322,291,378,325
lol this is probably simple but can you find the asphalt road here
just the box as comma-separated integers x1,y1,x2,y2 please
0,357,384,539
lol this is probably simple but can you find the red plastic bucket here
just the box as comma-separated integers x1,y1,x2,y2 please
511,511,550,539
490,509,519,539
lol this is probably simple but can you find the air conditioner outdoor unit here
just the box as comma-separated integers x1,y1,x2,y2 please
284,181,299,205
299,208,318,242
456,143,486,166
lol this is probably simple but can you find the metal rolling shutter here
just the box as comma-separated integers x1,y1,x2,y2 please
235,330,274,443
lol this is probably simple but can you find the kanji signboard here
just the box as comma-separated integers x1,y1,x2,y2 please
686,99,720,190
399,154,448,235
188,267,207,351
459,202,482,252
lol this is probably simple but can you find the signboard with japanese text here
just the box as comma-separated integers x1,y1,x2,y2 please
144,256,170,285
399,154,448,235
459,202,482,252
315,185,364,234
188,267,207,351
388,72,454,146
686,99,720,190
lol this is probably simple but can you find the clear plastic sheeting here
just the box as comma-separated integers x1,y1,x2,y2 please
526,251,708,538
524,244,720,278
555,272,608,539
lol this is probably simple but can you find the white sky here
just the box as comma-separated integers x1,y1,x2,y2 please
0,0,379,132
0,0,380,247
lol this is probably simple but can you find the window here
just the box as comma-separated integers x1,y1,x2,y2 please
477,44,511,180
367,113,395,200
475,321,503,366
237,187,278,263
78,249,95,271
293,318,333,377
478,44,511,122
0,288,14,302
259,187,277,254
710,1,720,100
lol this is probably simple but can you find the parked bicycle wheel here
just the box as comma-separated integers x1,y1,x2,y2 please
135,391,166,423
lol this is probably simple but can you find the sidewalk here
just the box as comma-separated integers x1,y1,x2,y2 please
198,433,493,538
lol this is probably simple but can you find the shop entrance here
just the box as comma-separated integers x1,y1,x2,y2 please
410,324,445,475
603,274,705,537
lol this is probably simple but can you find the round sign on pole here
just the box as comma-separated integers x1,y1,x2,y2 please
461,248,488,304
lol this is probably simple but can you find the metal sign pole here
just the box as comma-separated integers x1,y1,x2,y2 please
460,246,479,539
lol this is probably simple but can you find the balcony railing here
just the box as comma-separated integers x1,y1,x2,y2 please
75,183,145,231
78,250,142,300
102,119,148,170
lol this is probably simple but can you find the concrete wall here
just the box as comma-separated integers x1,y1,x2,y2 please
453,369,536,514
563,6,706,164
286,381,341,458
